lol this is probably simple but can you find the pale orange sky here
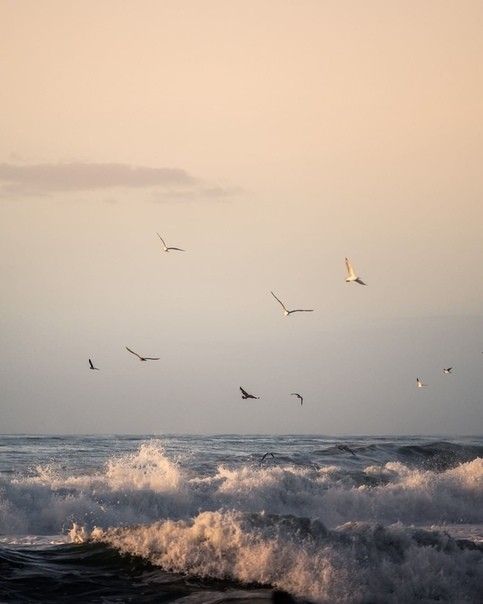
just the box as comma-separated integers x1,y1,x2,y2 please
0,1,482,433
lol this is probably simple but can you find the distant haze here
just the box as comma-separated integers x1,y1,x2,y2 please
1,1,482,434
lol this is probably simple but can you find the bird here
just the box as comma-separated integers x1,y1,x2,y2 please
240,386,260,399
125,347,160,361
443,367,453,374
337,444,356,456
270,291,314,316
260,452,275,463
345,257,367,285
291,393,303,406
156,233,185,252
88,359,99,370
416,377,427,388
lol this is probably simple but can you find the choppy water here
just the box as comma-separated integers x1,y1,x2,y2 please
0,434,482,603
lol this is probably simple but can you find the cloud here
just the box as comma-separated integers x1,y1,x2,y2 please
0,162,209,198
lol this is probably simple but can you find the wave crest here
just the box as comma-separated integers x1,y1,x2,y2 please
75,511,483,603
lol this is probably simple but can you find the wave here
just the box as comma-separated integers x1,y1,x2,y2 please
1,442,482,536
72,511,483,603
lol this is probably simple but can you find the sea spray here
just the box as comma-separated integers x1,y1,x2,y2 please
73,511,483,603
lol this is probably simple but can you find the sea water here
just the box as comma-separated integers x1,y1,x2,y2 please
0,434,482,603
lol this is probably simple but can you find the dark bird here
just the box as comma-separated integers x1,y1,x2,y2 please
291,393,303,406
240,386,260,399
443,367,453,374
345,257,367,285
157,233,185,252
338,444,357,456
270,291,314,316
125,346,160,361
88,359,99,371
260,452,275,463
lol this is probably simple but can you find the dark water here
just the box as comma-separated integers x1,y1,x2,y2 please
0,434,482,603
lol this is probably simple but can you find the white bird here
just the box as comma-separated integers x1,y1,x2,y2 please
443,367,453,374
345,257,367,285
270,291,314,316
291,393,304,406
125,346,160,361
416,377,427,388
88,359,99,371
156,233,185,252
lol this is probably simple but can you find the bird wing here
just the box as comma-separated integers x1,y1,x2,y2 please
261,452,269,462
345,257,356,279
126,346,142,359
240,387,250,397
355,278,367,286
89,359,94,369
290,309,314,313
167,247,185,252
144,357,160,361
271,291,288,312
156,233,167,247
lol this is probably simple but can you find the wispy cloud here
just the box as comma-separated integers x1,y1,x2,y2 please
0,162,236,199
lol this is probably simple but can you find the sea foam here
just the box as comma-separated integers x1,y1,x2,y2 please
1,442,482,535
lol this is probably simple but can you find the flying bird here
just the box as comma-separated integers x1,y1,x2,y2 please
270,291,314,316
345,257,367,285
156,233,185,252
125,347,160,361
240,386,260,400
416,377,427,388
337,444,356,456
291,393,303,406
260,452,275,463
443,367,453,374
88,359,99,371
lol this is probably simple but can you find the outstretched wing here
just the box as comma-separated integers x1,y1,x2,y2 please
345,257,356,279
89,359,94,369
270,291,288,312
144,357,160,361
355,278,367,286
156,233,167,247
126,346,142,359
240,386,250,397
167,247,185,252
290,309,314,313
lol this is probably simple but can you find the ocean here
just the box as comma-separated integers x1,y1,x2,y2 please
0,434,482,603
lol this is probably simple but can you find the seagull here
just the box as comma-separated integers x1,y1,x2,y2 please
260,452,275,463
270,291,314,316
337,444,356,456
443,367,453,374
291,393,303,406
345,257,367,285
88,359,99,371
125,347,160,361
156,233,185,252
416,377,427,388
240,386,260,400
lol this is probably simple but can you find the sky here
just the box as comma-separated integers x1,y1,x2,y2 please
1,0,482,434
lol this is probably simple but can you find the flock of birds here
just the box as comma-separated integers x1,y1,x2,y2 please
87,237,457,405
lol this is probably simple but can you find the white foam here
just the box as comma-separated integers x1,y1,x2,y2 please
1,442,481,536
73,511,483,603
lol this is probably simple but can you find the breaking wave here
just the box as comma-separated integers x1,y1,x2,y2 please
72,511,483,603
1,441,482,536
